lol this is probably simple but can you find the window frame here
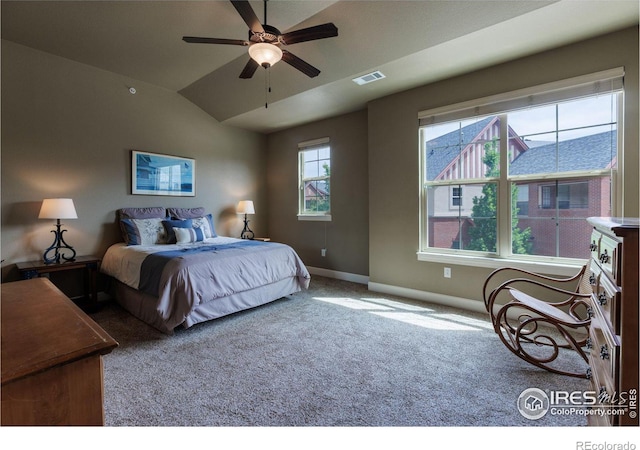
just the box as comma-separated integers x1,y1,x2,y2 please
417,69,624,275
450,186,463,208
298,137,332,222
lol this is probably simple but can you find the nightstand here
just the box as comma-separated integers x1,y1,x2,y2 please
16,256,101,312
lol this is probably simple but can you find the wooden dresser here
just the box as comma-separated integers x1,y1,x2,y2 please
586,217,638,426
1,277,118,426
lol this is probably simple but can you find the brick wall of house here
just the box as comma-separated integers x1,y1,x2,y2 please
429,177,609,257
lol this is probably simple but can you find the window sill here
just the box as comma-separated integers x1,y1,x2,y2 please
416,251,585,277
298,214,332,222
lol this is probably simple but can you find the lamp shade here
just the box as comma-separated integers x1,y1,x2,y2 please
38,198,78,219
248,43,282,68
236,200,255,215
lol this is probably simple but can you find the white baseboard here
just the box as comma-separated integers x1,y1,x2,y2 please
312,274,577,334
367,281,488,315
367,282,587,335
307,269,486,314
307,266,369,285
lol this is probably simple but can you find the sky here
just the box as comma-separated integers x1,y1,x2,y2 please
424,92,618,144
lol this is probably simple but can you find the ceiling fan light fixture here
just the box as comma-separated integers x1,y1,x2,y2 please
248,42,282,68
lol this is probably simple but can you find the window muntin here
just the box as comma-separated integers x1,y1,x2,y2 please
298,141,331,217
421,89,620,262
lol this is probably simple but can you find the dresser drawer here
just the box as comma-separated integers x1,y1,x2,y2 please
598,233,622,286
588,305,620,386
587,360,619,426
593,268,621,334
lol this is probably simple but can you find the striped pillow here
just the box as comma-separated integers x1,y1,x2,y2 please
174,227,205,244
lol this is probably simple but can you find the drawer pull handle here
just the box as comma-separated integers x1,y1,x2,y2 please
598,293,608,306
586,338,593,349
587,307,593,319
599,250,610,264
600,345,609,360
590,241,598,251
586,368,592,380
589,273,596,285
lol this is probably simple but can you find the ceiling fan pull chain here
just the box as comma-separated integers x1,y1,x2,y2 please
264,67,269,108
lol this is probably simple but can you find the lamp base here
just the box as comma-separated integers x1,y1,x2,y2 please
43,220,77,264
240,215,254,240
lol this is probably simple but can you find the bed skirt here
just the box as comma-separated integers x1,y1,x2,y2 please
112,277,304,334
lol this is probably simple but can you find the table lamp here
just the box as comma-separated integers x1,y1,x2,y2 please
236,200,255,239
39,198,78,264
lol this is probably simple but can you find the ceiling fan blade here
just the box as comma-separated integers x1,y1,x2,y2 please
239,58,260,79
281,50,321,78
183,36,249,46
230,0,264,34
280,23,338,45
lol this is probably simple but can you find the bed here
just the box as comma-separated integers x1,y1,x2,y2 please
100,207,310,334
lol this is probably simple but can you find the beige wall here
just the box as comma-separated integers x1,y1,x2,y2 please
266,110,369,276
1,40,267,282
265,27,638,292
3,26,637,305
368,26,639,301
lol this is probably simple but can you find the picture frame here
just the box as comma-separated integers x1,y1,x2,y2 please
132,150,195,197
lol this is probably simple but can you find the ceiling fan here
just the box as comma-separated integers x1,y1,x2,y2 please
183,0,338,79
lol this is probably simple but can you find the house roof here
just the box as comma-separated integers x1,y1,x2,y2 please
306,180,329,197
425,117,495,180
426,115,617,179
509,130,617,175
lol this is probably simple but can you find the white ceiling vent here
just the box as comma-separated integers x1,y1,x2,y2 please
352,71,386,86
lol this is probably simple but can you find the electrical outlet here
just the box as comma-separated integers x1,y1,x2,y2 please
444,267,451,278
321,248,327,257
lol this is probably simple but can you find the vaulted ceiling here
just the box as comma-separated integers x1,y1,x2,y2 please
2,1,638,133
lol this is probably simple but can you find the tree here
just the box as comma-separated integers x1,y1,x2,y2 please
467,139,532,254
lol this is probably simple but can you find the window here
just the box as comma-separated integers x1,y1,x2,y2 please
539,182,589,210
298,138,331,221
419,69,623,266
451,186,462,207
516,185,529,216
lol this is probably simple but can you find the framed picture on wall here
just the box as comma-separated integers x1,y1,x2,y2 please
132,150,196,196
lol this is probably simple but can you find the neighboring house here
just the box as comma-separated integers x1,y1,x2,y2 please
426,117,528,183
511,130,616,257
426,117,616,257
303,179,330,212
426,117,528,249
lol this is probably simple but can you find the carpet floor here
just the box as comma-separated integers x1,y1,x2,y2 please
90,276,590,427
